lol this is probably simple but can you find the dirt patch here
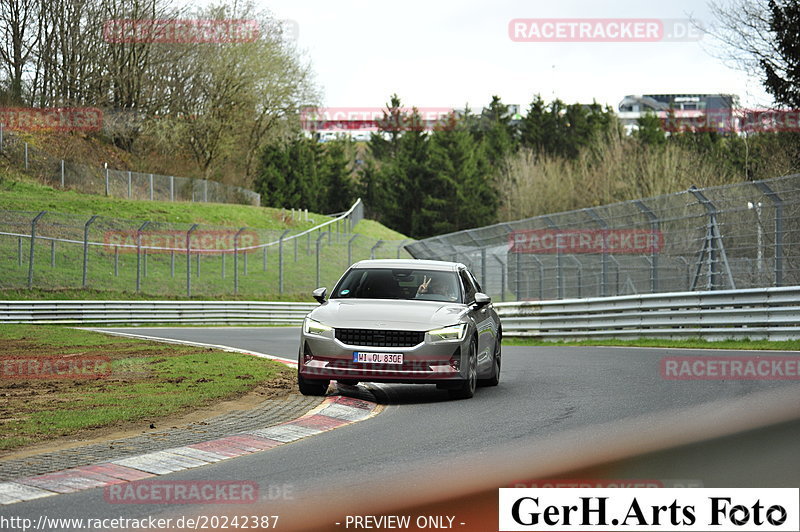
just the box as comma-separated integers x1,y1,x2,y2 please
0,371,297,461
0,333,296,456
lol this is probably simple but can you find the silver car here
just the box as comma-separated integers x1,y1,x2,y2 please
297,259,502,399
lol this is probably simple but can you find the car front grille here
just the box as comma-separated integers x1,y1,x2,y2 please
334,328,425,348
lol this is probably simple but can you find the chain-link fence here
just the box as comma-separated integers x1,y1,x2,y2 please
0,199,414,298
0,126,261,206
406,174,800,302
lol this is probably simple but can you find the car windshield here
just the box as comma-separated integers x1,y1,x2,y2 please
332,268,462,303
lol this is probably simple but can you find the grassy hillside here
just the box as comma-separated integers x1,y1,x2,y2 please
0,170,412,301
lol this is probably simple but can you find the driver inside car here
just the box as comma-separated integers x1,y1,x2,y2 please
416,275,457,301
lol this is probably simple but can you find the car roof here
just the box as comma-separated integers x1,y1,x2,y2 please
351,259,463,272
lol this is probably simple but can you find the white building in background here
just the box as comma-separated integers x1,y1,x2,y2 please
617,93,740,135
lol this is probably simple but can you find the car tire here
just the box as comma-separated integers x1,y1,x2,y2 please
449,338,477,400
298,370,329,396
478,335,501,387
337,379,359,386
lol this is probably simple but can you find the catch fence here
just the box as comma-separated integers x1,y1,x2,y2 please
406,174,800,302
0,199,414,298
0,126,261,206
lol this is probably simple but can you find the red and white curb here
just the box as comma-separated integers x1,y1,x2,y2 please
0,395,378,505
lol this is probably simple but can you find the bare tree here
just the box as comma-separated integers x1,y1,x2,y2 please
0,0,41,103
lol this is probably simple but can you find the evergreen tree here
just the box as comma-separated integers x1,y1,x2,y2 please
635,111,667,146
424,122,497,235
321,138,355,213
761,0,800,107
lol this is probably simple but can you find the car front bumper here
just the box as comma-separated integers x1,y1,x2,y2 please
298,334,467,383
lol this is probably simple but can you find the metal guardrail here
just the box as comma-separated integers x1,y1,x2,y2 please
0,300,317,325
495,286,800,341
4,286,799,339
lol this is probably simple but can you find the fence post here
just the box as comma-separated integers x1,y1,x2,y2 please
61,160,65,188
493,252,506,302
27,211,46,288
170,176,174,201
316,232,327,287
186,224,198,297
370,240,383,259
396,239,410,259
135,221,150,292
480,248,487,289
196,251,200,277
50,239,55,267
753,180,785,287
585,208,610,297
543,216,564,299
234,228,245,295
82,215,99,288
634,200,660,293
203,179,208,202
149,174,154,200
348,234,358,266
567,256,583,298
114,246,119,276
278,229,290,295
689,186,735,291
0,123,3,151
24,142,29,170
104,165,109,196
127,171,132,198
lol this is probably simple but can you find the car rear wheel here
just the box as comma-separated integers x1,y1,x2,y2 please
449,338,477,400
337,379,359,386
298,371,329,396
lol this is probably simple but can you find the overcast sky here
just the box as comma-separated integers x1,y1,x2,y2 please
254,0,772,111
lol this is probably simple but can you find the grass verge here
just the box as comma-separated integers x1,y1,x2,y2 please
0,324,293,452
503,337,800,351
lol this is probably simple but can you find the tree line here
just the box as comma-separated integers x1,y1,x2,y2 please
0,0,316,182
256,89,800,239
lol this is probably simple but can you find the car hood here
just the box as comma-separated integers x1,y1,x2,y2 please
308,299,467,331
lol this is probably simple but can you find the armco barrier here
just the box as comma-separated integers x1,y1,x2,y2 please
0,300,317,325
3,287,799,339
494,286,800,341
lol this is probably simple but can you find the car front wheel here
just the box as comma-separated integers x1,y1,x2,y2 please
298,370,329,396
449,338,477,400
479,336,501,387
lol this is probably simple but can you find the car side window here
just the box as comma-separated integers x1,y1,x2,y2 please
459,270,476,304
468,270,483,293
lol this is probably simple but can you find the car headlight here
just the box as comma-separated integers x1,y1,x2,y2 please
304,317,333,337
428,323,466,342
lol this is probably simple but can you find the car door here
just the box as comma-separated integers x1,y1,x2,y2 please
459,269,493,372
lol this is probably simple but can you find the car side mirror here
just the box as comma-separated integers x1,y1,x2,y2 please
474,292,491,308
312,287,327,304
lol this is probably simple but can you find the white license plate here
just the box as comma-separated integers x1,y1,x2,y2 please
353,352,404,365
